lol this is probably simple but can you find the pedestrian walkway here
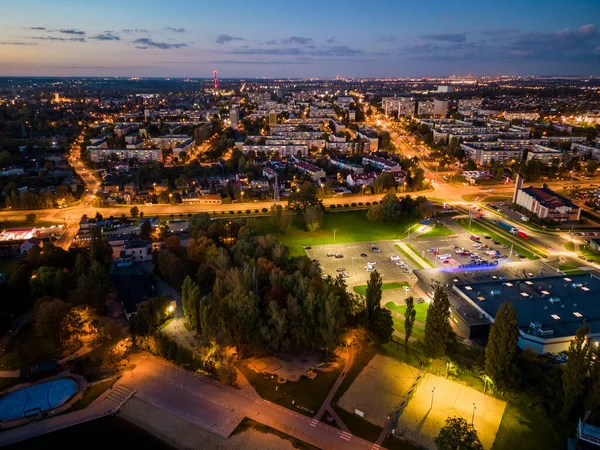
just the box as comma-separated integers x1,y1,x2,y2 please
396,242,431,269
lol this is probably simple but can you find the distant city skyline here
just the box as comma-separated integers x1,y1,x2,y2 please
0,0,599,78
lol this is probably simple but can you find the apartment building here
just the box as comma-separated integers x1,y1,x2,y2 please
461,143,524,165
294,160,325,181
88,147,162,162
514,183,580,222
458,99,483,117
526,144,564,165
361,154,402,172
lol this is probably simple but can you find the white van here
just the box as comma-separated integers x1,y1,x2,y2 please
438,254,452,260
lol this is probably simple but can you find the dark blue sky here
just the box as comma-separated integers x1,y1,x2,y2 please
0,0,599,77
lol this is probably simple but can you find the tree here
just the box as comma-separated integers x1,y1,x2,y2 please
562,324,590,418
365,270,382,321
25,213,36,225
34,298,71,347
305,204,324,232
130,206,139,218
158,223,170,240
404,296,416,347
370,307,393,344
423,287,453,358
485,302,519,392
434,416,483,450
139,220,152,240
181,277,201,330
587,343,600,412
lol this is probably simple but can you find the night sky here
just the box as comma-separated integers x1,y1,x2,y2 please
0,0,599,78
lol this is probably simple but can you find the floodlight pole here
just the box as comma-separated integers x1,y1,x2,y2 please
333,229,337,244
430,387,435,409
472,403,476,425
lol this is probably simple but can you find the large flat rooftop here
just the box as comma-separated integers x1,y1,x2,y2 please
454,273,600,338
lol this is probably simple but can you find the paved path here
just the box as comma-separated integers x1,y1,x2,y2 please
314,346,356,433
396,242,431,269
115,353,379,449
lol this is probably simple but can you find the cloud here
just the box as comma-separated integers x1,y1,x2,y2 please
578,24,597,37
122,29,149,33
212,59,307,65
377,35,395,43
25,27,46,30
265,39,277,45
421,33,466,43
59,28,85,35
0,41,38,46
215,34,245,44
227,45,362,57
281,36,313,45
165,27,186,33
91,32,120,41
132,37,186,49
31,36,86,42
325,36,335,44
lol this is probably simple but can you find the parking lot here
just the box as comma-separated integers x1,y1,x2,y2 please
408,225,520,270
305,240,417,289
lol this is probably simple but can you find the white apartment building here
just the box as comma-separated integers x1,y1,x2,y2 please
382,97,415,117
241,144,308,157
458,99,483,117
571,142,600,161
89,148,162,163
526,144,564,165
461,143,524,165
417,101,435,116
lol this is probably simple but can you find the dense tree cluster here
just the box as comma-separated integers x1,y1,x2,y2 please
367,193,434,223
423,287,455,358
156,214,365,355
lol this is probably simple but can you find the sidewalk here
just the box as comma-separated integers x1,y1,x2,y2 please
396,242,431,269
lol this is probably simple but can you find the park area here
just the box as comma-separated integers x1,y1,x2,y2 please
396,373,506,450
257,210,415,256
338,355,420,427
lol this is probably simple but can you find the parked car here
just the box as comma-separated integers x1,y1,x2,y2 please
336,267,346,272
365,265,375,271
360,253,368,257
427,248,436,252
371,247,381,253
341,271,350,278
390,255,401,262
335,253,344,258
304,246,312,250
415,297,425,304
367,261,377,266
402,285,411,292
327,252,334,257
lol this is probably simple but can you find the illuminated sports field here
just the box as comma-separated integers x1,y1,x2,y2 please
397,373,506,449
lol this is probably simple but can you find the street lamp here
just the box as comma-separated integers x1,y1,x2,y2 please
333,228,337,244
484,375,490,395
430,387,435,409
472,403,476,425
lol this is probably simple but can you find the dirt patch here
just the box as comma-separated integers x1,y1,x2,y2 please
396,373,506,449
338,354,420,427
246,350,337,381
119,397,299,450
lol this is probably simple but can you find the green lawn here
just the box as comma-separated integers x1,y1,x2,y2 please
239,357,343,417
71,378,115,411
416,224,455,239
353,282,410,296
257,210,416,257
492,403,565,450
406,243,435,268
564,242,600,263
455,218,542,260
386,302,429,324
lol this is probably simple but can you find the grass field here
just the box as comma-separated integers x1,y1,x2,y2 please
565,242,600,264
455,218,542,260
353,282,410,296
406,243,435,267
257,210,415,257
417,224,455,239
492,403,564,450
386,302,429,324
239,359,343,417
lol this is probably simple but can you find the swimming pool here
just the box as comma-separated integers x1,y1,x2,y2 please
0,378,79,421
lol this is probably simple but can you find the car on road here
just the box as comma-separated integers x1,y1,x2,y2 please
335,253,344,258
371,247,381,253
336,267,346,272
360,253,368,257
327,252,334,257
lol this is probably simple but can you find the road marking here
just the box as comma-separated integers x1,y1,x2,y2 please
310,419,319,427
371,445,380,450
340,431,352,441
